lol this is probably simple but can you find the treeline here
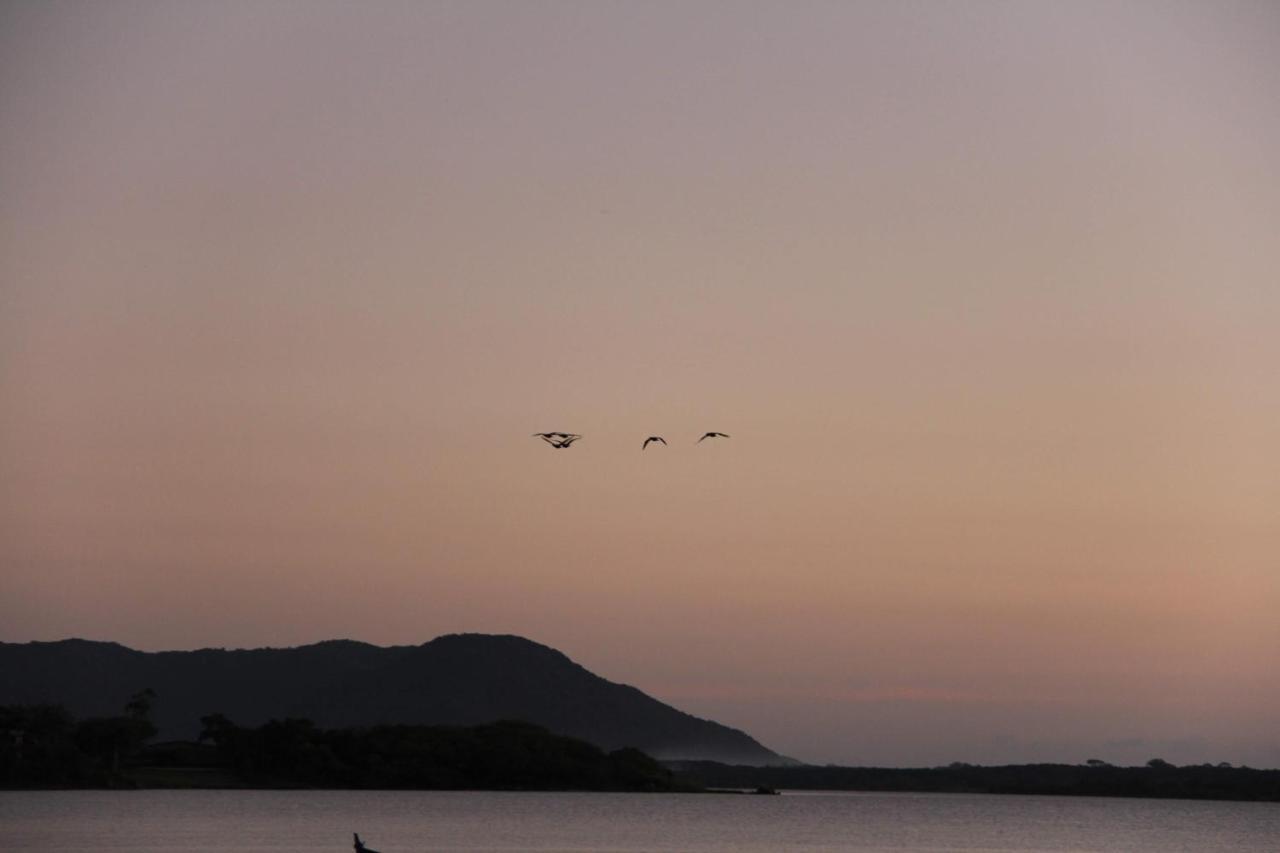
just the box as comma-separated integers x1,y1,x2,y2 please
1,702,689,791
190,715,688,790
672,760,1280,802
1,693,157,787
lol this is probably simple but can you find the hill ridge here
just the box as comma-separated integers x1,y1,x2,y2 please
0,633,789,765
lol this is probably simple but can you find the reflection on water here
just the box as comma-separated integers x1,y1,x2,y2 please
1,789,1277,852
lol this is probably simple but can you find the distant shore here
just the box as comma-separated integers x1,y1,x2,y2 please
7,701,1276,802
670,760,1280,803
11,757,1279,803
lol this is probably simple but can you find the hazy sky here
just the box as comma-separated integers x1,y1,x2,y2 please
3,0,1278,767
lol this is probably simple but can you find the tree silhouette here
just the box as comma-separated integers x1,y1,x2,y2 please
125,688,157,722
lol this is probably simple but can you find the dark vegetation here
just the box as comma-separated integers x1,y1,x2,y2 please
1,701,689,791
6,638,1274,801
671,760,1280,802
6,696,1276,800
1,692,158,787
0,635,783,765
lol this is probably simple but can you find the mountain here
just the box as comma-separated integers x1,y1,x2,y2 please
0,634,789,765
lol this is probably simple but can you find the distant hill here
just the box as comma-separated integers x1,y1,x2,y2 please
0,634,788,765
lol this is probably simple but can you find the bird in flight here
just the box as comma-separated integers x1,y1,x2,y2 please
697,432,730,443
642,436,667,450
534,432,581,449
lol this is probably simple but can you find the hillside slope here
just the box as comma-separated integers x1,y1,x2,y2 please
0,634,787,765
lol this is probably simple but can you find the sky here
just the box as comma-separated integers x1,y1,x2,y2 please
2,0,1278,767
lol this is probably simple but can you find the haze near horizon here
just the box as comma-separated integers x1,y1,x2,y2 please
2,0,1278,768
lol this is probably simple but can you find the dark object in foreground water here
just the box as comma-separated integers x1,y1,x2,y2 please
753,785,780,795
354,832,379,852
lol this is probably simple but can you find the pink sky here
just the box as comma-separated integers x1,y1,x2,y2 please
2,1,1278,766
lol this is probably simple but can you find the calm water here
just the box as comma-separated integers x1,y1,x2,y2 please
1,790,1276,852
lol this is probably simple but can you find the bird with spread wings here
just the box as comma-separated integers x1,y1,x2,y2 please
533,432,582,449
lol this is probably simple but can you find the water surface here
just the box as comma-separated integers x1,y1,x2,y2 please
2,789,1276,852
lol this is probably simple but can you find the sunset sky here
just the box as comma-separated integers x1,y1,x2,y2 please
2,0,1278,767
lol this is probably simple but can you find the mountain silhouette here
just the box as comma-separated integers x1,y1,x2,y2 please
0,634,789,765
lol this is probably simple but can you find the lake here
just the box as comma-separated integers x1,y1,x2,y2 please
1,790,1276,852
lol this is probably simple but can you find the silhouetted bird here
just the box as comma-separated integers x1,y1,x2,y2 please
534,432,581,448
353,833,379,853
697,432,730,442
642,436,667,450
534,433,582,448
